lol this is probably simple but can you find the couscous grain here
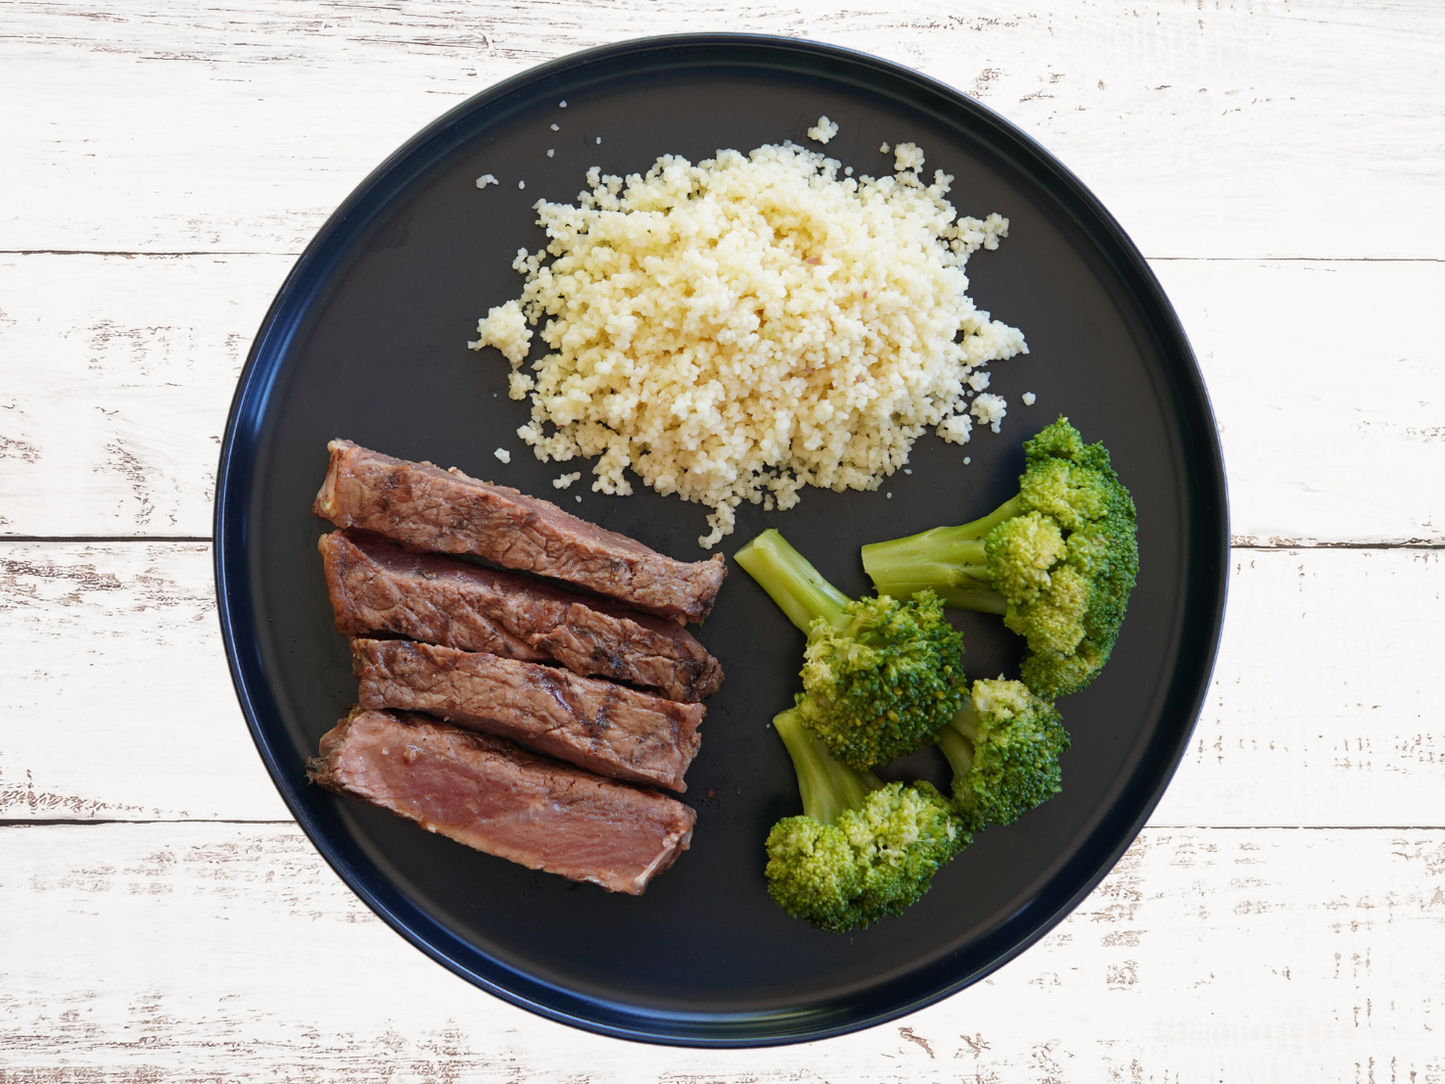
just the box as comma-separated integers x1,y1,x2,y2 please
469,138,1025,547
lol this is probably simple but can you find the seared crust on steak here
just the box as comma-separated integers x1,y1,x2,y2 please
352,638,702,792
312,440,726,624
320,529,724,701
307,708,695,894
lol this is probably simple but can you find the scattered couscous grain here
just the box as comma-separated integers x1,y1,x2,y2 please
494,448,511,464
892,142,925,172
970,393,1008,433
806,116,839,144
470,139,1025,547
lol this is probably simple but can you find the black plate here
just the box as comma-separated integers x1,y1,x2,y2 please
214,34,1227,1047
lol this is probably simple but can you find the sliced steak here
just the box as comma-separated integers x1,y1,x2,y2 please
307,708,695,894
320,529,724,701
312,439,726,624
352,637,702,793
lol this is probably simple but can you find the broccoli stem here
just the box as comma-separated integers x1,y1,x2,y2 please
773,708,883,825
734,528,853,633
935,697,980,779
860,496,1021,612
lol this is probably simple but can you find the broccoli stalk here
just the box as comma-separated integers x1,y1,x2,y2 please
765,707,968,933
735,528,967,770
936,678,1069,832
861,416,1138,699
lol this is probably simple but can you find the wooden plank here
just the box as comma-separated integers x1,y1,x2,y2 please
1152,547,1445,828
0,542,288,822
1,0,1441,258
1154,259,1445,547
0,253,291,538
2,820,1443,1077
2,255,1440,543
2,542,1441,826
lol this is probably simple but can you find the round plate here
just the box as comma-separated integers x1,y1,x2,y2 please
214,34,1227,1047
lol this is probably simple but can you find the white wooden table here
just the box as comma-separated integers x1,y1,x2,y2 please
3,2,1442,1078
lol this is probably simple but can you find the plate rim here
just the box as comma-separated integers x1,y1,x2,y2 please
213,31,1230,1047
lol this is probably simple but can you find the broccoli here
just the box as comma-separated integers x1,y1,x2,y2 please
764,707,968,932
734,528,968,771
937,678,1069,832
860,416,1138,699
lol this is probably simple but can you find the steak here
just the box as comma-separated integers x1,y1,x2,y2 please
352,637,703,792
312,439,726,624
320,529,724,701
307,708,695,894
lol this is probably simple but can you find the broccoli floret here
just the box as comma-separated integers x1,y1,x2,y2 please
765,707,969,932
937,678,1069,832
735,528,968,770
860,416,1138,698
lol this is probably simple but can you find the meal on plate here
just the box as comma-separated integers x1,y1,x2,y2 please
737,416,1135,931
470,132,1026,547
303,111,1139,918
307,441,722,892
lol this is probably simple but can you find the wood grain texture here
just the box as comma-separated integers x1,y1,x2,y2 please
2,257,1439,542
3,820,1444,1079
0,254,289,537
1152,547,1445,828
1154,260,1445,547
0,542,287,821
1,0,1441,258
3,542,1441,826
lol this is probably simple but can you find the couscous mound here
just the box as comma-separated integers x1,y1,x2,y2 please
470,139,1025,548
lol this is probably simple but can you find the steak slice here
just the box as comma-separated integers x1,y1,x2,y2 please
312,439,726,624
307,708,695,894
352,637,702,793
320,529,724,702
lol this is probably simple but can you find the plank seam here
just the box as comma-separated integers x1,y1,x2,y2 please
0,819,300,827
1231,538,1445,550
1147,255,1445,263
0,249,298,257
1,536,213,543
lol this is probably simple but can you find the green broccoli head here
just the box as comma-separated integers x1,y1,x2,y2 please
735,530,968,770
764,816,864,933
764,709,969,933
861,416,1138,699
843,780,966,922
796,590,967,770
938,678,1069,832
1009,422,1139,696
